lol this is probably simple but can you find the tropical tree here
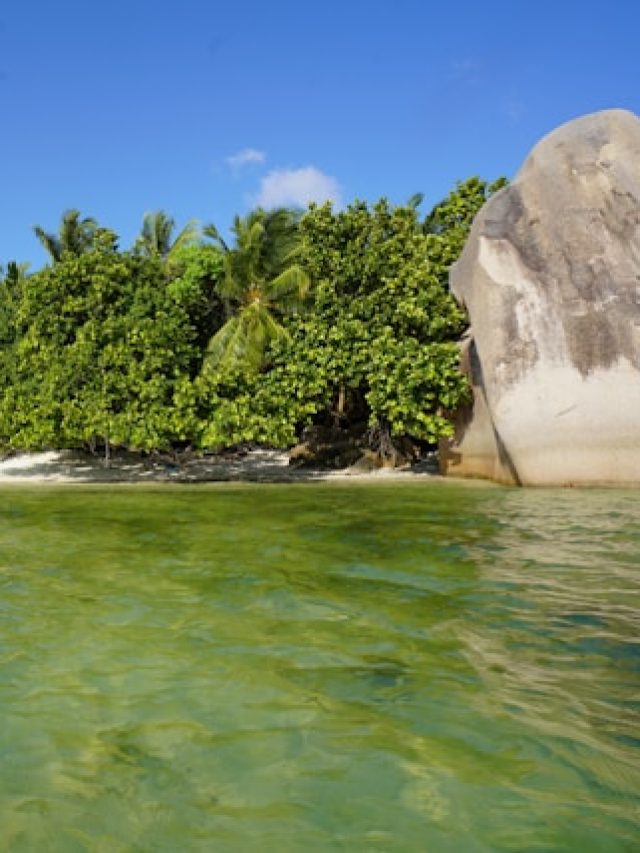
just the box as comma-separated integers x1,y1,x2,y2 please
212,180,504,457
134,210,199,260
33,209,98,263
202,207,309,372
423,176,508,284
235,198,471,455
0,260,29,291
0,260,29,335
164,243,225,355
0,230,202,454
0,261,29,379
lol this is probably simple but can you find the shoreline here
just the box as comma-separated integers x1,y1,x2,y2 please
0,448,455,486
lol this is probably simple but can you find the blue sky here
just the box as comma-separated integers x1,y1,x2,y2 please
1,0,638,269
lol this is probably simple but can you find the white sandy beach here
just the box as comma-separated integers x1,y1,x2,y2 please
0,449,443,485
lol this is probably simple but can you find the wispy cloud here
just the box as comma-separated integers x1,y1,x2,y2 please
226,147,266,170
449,58,482,85
256,166,342,209
503,90,525,123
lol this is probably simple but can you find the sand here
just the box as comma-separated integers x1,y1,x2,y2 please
0,448,442,485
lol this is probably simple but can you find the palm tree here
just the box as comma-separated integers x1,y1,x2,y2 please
33,209,98,263
1,260,30,285
134,210,199,260
0,261,29,350
202,207,310,372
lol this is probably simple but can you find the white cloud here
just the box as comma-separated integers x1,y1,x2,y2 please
226,147,266,170
256,166,342,209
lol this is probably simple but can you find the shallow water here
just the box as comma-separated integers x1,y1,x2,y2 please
0,482,638,851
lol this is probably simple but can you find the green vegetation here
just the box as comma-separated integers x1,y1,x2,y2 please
133,210,200,260
0,178,504,462
202,207,309,373
33,209,99,264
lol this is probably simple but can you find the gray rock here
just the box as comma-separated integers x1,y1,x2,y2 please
441,109,640,485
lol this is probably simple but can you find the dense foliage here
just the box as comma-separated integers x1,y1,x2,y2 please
0,234,221,453
0,177,504,461
248,198,471,450
203,208,309,372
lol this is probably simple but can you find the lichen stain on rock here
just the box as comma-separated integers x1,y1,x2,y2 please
443,108,640,485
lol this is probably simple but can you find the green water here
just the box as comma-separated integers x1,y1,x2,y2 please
0,483,638,852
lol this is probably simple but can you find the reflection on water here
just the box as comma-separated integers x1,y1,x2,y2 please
459,491,640,850
0,483,638,851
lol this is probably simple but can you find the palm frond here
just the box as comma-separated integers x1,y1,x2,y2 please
204,312,258,372
202,223,229,252
203,206,309,372
254,302,289,346
241,302,288,369
136,210,175,256
216,277,242,303
241,220,266,253
204,302,288,373
261,207,301,275
204,316,244,370
216,252,252,302
264,264,310,311
1,261,29,289
60,209,98,255
7,261,29,282
167,219,200,258
34,210,98,262
33,225,62,263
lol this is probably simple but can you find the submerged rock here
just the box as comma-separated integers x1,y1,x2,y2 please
441,109,640,485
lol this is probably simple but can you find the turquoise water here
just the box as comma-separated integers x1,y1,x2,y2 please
0,482,638,851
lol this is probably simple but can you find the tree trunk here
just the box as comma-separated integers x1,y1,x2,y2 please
332,383,346,428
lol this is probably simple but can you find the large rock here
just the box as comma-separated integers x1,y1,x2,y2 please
440,109,640,485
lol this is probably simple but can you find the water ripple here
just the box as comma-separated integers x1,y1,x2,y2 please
0,484,638,850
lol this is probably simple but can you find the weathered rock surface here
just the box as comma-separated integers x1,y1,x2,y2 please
440,109,640,485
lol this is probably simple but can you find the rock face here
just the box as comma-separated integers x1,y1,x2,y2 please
440,109,640,485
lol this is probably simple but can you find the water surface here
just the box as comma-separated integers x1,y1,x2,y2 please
0,482,638,851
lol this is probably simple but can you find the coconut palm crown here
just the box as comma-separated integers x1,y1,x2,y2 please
202,207,309,372
33,209,98,264
134,210,200,260
0,260,30,285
